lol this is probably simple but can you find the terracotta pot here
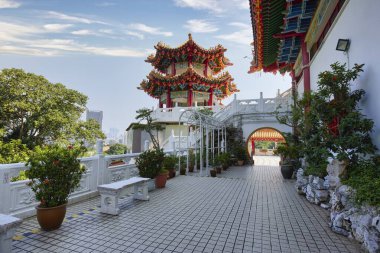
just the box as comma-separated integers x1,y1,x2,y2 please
210,170,217,177
168,169,176,178
216,167,222,174
36,203,67,231
237,160,244,166
155,172,168,188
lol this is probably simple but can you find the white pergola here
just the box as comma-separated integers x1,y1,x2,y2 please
176,109,227,177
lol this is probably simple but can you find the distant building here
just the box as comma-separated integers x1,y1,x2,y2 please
86,110,103,129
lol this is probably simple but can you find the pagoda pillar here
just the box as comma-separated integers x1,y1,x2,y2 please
301,40,310,92
208,88,213,106
188,89,193,107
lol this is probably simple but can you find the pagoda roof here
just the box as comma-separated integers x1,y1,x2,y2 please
146,34,232,75
139,66,238,99
248,0,318,74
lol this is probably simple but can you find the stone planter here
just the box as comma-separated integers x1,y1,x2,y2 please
36,203,67,231
147,178,156,191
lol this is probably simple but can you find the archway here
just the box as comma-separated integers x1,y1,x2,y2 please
246,127,286,165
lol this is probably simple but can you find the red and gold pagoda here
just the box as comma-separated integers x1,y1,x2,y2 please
140,34,238,108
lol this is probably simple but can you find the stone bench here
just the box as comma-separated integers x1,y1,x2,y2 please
0,214,22,253
98,177,150,215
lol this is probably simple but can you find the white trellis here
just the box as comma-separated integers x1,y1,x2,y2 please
177,109,226,177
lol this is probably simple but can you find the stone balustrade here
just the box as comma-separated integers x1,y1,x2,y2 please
0,153,141,219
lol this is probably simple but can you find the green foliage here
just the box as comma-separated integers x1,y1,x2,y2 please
233,145,247,161
106,143,128,155
0,129,30,163
133,108,164,150
255,141,275,149
10,170,28,182
135,149,165,179
25,144,86,208
217,152,231,168
0,68,105,155
343,158,380,206
162,155,177,170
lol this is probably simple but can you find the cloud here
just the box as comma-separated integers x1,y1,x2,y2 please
0,21,150,57
215,22,252,45
71,29,96,36
174,0,222,13
47,11,107,25
43,23,73,32
0,0,20,8
184,19,218,33
128,23,173,37
125,30,144,40
96,2,115,7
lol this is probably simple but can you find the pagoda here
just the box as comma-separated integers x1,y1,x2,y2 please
139,34,238,108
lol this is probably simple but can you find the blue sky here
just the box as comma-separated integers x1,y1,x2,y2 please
0,0,291,135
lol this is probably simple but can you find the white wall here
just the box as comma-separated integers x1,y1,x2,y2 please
299,0,380,149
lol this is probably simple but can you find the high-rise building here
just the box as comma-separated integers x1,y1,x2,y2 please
86,110,103,129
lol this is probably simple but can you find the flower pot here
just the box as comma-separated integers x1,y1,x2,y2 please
216,167,222,174
222,164,228,170
36,203,67,231
155,172,168,188
281,164,294,179
168,168,176,179
210,170,217,177
237,160,244,166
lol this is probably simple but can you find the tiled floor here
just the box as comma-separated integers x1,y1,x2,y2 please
13,157,363,252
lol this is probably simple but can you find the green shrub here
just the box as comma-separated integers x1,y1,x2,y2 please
10,170,28,182
162,155,177,170
343,158,380,206
106,143,128,155
135,149,164,179
26,144,86,208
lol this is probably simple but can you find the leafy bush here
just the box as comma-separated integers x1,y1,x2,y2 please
135,149,164,179
162,155,177,170
26,144,86,208
106,143,128,155
10,170,28,182
0,129,30,163
343,158,380,206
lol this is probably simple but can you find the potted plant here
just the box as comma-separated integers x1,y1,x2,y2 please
188,149,195,172
234,145,246,166
155,168,169,188
136,149,165,190
274,142,299,179
213,155,222,174
218,152,231,170
162,155,177,179
179,157,187,175
210,168,217,177
26,144,86,231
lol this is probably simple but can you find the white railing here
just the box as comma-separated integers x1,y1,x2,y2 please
151,105,222,122
0,152,141,218
214,91,292,122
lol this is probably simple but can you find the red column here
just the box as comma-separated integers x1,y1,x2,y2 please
301,40,310,92
204,60,208,77
208,88,213,106
167,88,171,108
187,89,193,107
159,100,163,108
251,139,255,156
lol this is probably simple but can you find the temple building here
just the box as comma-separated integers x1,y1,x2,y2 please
127,34,238,152
249,0,380,149
139,33,238,108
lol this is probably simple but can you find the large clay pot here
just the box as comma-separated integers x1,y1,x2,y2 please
168,168,176,179
237,160,244,166
281,164,294,179
216,167,222,174
210,170,217,177
155,172,168,188
36,203,67,231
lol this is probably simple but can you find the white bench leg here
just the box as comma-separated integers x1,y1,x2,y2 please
133,182,149,201
100,192,120,215
0,214,22,253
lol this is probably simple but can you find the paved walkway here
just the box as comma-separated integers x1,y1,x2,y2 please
13,157,362,253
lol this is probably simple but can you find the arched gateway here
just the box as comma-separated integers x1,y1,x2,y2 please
247,127,285,158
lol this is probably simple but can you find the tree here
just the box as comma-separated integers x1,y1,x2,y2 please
133,108,164,150
0,68,105,150
107,143,128,155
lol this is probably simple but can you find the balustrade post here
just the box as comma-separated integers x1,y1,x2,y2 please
259,92,264,112
0,166,11,214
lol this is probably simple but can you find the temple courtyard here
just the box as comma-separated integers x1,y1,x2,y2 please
12,157,362,253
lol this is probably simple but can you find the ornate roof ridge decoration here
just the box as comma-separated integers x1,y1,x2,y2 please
143,66,234,85
146,33,232,75
248,0,318,74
